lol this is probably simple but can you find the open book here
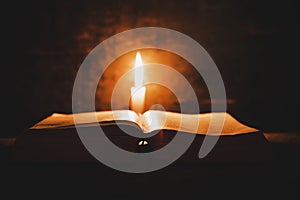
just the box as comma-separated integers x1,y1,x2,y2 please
31,110,258,136
16,111,271,162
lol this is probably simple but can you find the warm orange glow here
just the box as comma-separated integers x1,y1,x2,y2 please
131,52,146,114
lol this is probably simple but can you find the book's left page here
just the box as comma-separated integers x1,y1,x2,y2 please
31,110,139,129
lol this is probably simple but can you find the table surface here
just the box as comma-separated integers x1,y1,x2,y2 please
0,132,300,196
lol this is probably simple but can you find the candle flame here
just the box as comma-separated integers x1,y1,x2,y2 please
131,52,146,114
134,52,143,86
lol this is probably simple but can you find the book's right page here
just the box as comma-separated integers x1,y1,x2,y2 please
140,111,258,135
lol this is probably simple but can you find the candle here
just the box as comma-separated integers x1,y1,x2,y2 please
130,52,146,114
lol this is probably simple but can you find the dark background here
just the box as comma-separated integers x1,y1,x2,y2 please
1,0,299,137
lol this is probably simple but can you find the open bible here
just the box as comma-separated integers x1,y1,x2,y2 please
31,110,257,136
14,111,271,163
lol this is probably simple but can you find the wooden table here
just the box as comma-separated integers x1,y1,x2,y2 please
0,132,299,197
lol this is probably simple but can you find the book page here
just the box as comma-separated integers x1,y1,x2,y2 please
31,110,258,136
31,110,138,129
140,111,258,136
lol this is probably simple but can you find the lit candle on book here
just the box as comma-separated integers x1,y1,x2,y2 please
130,52,146,114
